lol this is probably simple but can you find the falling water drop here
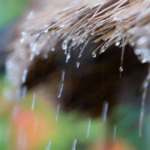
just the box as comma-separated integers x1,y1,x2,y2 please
61,70,65,82
62,40,68,50
119,41,125,75
92,51,97,58
65,53,71,63
55,104,60,122
21,86,27,99
45,140,51,150
102,102,109,122
72,139,77,150
31,93,36,111
76,62,80,68
113,125,117,142
30,53,34,61
22,69,28,83
20,32,26,44
51,47,55,52
58,83,64,98
87,118,91,138
115,41,120,46
119,66,123,72
27,11,34,20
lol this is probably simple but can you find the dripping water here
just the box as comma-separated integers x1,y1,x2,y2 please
102,102,109,122
87,118,91,138
31,93,36,111
139,64,150,137
113,125,117,142
45,140,51,150
119,39,125,77
58,70,65,98
72,138,77,150
22,69,28,83
55,104,60,122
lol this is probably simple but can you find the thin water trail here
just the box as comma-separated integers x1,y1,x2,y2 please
102,102,109,122
139,64,150,137
45,140,51,150
72,138,77,150
113,125,117,142
119,39,125,77
87,118,91,138
55,104,60,122
31,93,36,111
58,70,65,98
22,69,28,83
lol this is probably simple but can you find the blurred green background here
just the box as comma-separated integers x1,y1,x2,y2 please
0,0,150,150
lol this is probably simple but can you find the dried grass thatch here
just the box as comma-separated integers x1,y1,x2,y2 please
6,0,150,133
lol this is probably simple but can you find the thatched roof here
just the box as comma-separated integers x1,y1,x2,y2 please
6,0,150,128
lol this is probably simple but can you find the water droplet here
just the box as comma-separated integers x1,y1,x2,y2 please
45,140,51,150
62,40,68,50
119,66,123,72
22,69,28,83
137,37,147,46
61,70,65,82
113,125,117,142
31,93,36,111
76,62,80,68
20,32,26,43
30,53,34,61
21,86,27,99
55,104,60,122
72,139,77,150
27,11,34,20
102,102,109,122
134,49,141,55
87,118,91,138
51,47,55,52
58,83,64,98
65,53,70,63
92,51,97,58
60,24,65,28
79,37,84,44
115,41,120,46
44,54,48,59
141,58,147,64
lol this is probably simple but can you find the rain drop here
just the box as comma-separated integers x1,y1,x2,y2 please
31,93,36,111
102,102,109,122
22,69,28,83
72,139,77,150
115,41,120,46
62,40,68,50
55,104,60,122
113,125,117,142
51,47,55,52
92,51,97,58
58,83,64,98
119,66,123,72
87,118,91,138
76,62,80,68
65,53,71,63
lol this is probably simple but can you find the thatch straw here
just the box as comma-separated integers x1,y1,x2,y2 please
6,0,150,136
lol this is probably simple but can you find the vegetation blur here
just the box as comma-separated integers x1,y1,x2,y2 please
0,0,150,150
